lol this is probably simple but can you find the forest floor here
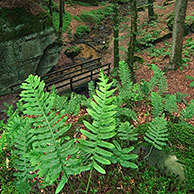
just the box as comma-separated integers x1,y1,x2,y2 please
56,0,194,125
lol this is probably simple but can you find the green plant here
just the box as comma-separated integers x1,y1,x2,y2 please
67,29,72,39
180,99,194,120
151,92,163,117
64,46,81,58
109,140,138,168
148,64,168,95
52,11,72,32
75,25,90,38
113,61,138,121
79,70,117,193
117,121,137,142
11,116,35,194
167,123,194,191
51,87,87,115
73,15,82,22
186,75,194,88
2,60,194,193
16,75,86,194
79,5,113,24
0,150,20,194
144,115,168,152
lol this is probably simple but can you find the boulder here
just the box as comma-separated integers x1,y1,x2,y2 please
0,7,62,95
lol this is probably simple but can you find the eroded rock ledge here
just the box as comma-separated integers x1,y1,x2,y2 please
0,7,62,95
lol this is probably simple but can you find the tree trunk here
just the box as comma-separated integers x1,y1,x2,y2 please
148,0,155,21
48,0,53,16
59,0,64,30
113,1,119,68
126,0,137,83
169,0,188,70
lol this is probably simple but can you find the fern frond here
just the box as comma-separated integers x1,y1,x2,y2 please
144,115,168,150
119,61,133,88
79,70,117,174
140,79,150,97
151,92,163,117
20,74,84,194
0,131,6,153
116,107,137,121
88,80,96,98
118,121,138,141
149,65,168,94
175,92,188,103
109,140,138,168
11,116,35,193
181,99,194,120
164,94,178,114
118,61,133,102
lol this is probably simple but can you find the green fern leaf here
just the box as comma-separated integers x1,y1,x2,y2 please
116,107,137,120
144,115,168,150
151,92,163,117
149,65,168,94
118,61,133,102
109,140,138,168
19,74,84,194
79,70,117,174
118,121,138,141
164,94,177,113
11,116,35,193
181,99,194,119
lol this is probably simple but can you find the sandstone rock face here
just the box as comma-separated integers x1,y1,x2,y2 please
0,8,62,95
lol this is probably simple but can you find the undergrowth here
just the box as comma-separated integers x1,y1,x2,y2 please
0,62,194,193
79,5,113,24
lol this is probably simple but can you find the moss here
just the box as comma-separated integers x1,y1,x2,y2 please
0,8,53,42
0,150,19,194
167,122,194,191
64,46,81,58
75,25,90,38
79,5,113,24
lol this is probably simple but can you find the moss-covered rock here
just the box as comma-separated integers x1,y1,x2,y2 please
0,8,53,42
0,8,62,95
64,46,81,58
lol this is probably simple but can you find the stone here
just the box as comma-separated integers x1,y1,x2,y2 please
0,8,62,95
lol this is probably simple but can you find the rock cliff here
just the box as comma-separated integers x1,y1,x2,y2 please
0,7,62,95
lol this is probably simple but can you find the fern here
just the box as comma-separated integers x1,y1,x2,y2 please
109,140,138,168
140,79,150,97
118,121,138,141
144,115,168,150
151,92,163,117
116,107,137,121
175,92,188,103
88,80,96,98
12,116,35,194
118,61,133,102
181,99,194,120
149,65,168,95
164,94,178,114
186,75,194,88
19,75,85,194
0,131,6,153
52,92,87,115
79,70,117,175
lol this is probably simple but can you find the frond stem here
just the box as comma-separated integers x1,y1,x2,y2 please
85,164,94,194
143,145,153,160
